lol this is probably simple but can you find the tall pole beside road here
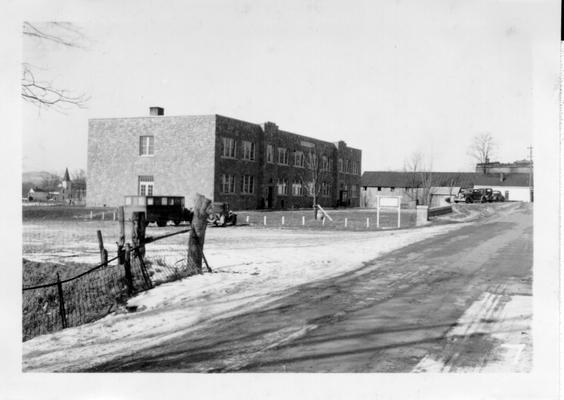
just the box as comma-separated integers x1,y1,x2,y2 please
527,146,533,202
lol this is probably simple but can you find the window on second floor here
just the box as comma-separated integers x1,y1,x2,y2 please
292,180,303,196
139,136,154,156
221,137,236,158
278,148,289,165
338,158,343,172
266,144,274,163
294,151,304,167
242,141,256,161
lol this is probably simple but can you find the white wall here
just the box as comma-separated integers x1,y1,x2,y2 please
474,185,532,202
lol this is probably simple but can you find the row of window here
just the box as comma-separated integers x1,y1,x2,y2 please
221,137,359,174
220,174,334,197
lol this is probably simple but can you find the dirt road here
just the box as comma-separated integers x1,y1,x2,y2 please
86,204,532,372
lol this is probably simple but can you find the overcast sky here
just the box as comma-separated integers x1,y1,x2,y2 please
21,0,552,174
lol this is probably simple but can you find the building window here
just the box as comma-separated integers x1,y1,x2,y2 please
351,184,358,198
241,175,254,194
321,155,329,171
292,179,303,196
138,175,154,196
278,148,289,165
139,136,154,156
242,141,256,161
221,137,236,158
277,178,288,195
338,158,343,173
221,174,236,193
266,144,274,163
294,151,304,167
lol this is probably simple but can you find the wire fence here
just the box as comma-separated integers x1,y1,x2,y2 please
22,228,197,342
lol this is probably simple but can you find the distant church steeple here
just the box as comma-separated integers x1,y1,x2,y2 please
61,168,72,201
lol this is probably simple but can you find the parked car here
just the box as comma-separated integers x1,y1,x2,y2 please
123,195,193,227
207,202,237,227
491,190,505,202
453,188,472,203
454,188,493,203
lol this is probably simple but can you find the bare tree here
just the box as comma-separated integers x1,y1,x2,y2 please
468,133,496,174
22,22,90,111
71,168,87,186
297,147,331,219
403,152,434,206
40,172,62,192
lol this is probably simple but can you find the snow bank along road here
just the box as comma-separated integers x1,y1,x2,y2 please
22,203,532,372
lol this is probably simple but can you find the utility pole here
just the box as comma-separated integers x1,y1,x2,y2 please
527,146,533,202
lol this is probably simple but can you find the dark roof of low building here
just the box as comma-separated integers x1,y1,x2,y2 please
361,171,532,188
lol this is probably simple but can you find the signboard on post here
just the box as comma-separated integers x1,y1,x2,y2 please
376,196,402,228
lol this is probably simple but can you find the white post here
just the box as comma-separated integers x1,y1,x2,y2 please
246,215,249,223
113,211,116,221
322,218,325,226
397,206,401,228
264,216,267,225
366,217,370,228
102,212,105,220
282,216,285,225
302,216,305,225
376,207,380,228
90,210,93,220
345,218,348,228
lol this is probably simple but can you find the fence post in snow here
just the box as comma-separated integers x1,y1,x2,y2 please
264,216,267,225
96,230,108,267
90,210,93,220
302,216,305,225
56,272,68,329
117,207,125,267
246,215,249,224
282,216,285,225
131,212,146,259
124,243,134,295
102,212,105,220
344,218,348,228
366,217,370,228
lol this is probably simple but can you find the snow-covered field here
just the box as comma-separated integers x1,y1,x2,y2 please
22,220,469,372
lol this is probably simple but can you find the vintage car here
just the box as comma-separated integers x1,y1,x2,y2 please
123,195,193,227
207,202,237,227
491,190,505,202
459,188,493,203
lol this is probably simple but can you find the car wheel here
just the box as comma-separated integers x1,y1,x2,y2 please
481,197,487,203
465,198,472,204
156,219,167,227
173,220,181,226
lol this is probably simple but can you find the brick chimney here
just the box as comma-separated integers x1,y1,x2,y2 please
150,107,164,116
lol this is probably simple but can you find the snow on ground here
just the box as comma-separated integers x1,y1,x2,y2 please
412,290,532,373
22,222,468,372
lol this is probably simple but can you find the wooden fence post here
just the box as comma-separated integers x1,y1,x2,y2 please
56,272,67,329
131,212,146,259
187,194,212,275
124,243,134,294
117,207,125,266
97,230,108,266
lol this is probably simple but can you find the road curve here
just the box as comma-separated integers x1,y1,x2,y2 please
86,204,532,372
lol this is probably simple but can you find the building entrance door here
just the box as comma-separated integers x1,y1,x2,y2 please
339,190,348,206
267,186,273,209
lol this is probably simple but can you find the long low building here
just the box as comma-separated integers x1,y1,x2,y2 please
360,170,533,208
87,107,362,209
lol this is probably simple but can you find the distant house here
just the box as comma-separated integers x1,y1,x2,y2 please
27,187,49,201
361,170,533,208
